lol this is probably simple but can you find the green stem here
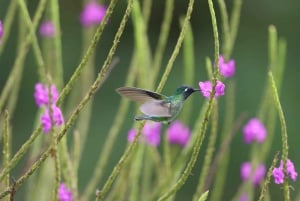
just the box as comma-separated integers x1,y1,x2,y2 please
82,57,136,201
181,17,195,123
0,0,117,185
51,140,60,201
50,0,64,88
0,0,124,196
156,0,194,94
228,0,242,57
6,9,27,119
48,84,60,201
0,145,52,199
209,0,220,79
131,0,151,87
163,129,172,186
157,0,218,199
18,0,47,81
0,0,47,114
95,122,145,201
0,8,122,195
151,0,174,88
258,152,279,201
142,0,152,30
96,1,192,199
57,0,118,105
0,0,48,182
193,103,218,200
269,72,290,201
158,94,214,201
0,0,18,55
3,111,10,201
208,81,236,201
217,0,231,57
129,144,145,201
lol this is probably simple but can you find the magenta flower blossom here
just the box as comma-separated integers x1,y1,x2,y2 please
252,164,266,185
243,118,267,144
240,162,266,186
239,194,248,201
219,55,235,78
127,122,161,147
34,83,59,107
0,20,3,44
142,121,162,147
272,159,298,184
39,21,55,37
127,128,140,142
199,80,225,99
41,105,64,133
58,183,72,201
80,2,107,27
240,162,252,181
167,120,190,147
272,167,284,184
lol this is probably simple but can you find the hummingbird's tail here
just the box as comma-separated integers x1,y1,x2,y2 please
135,115,171,124
135,115,151,121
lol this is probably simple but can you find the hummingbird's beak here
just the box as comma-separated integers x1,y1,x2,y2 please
193,88,200,92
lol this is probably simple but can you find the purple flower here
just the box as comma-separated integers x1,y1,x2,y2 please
240,162,252,181
272,167,284,184
142,121,161,147
243,118,267,144
41,105,64,133
219,55,235,78
39,21,55,37
252,164,266,185
58,183,72,201
34,83,59,107
80,2,107,27
167,120,190,147
240,162,266,185
0,20,3,44
272,159,298,184
127,122,161,147
239,194,248,201
198,80,225,99
127,128,140,142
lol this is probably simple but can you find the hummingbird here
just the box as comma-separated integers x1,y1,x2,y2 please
116,85,200,124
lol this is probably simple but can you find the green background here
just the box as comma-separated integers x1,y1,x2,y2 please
0,0,300,200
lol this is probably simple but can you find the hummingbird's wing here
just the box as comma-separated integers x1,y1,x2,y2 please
139,100,172,117
116,87,167,103
116,87,171,117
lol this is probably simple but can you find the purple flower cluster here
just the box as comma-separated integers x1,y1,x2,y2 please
218,55,235,78
128,121,162,147
272,159,298,184
80,2,107,27
167,120,190,147
39,21,55,38
58,183,72,201
243,118,267,144
198,80,225,99
34,83,59,107
240,119,267,187
240,162,266,186
128,121,192,148
34,83,64,133
197,55,233,99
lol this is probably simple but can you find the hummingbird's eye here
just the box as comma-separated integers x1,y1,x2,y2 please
184,88,188,92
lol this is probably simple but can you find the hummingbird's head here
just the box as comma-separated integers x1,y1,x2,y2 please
175,85,200,100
